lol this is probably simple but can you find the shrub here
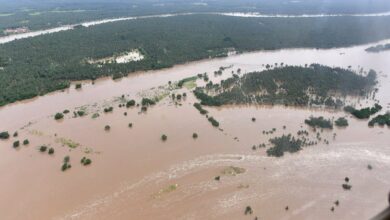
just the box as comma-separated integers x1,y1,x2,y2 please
266,134,302,157
126,100,136,108
304,116,333,129
81,157,92,166
193,103,208,115
208,117,220,127
128,123,133,128
23,139,29,145
13,141,20,148
39,145,48,152
141,98,156,106
48,148,55,155
104,107,113,113
63,109,70,114
54,113,64,120
75,83,82,89
244,206,253,215
0,131,10,139
335,117,349,127
161,134,167,141
77,111,85,117
105,125,111,131
192,133,198,139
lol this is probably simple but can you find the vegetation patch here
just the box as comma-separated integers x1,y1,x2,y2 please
0,131,10,139
194,65,377,108
208,117,220,127
54,113,64,120
221,166,246,176
193,103,208,115
178,76,197,89
55,137,80,149
266,134,303,157
305,116,333,129
81,157,92,166
344,104,382,119
368,113,390,127
153,184,178,199
335,117,349,127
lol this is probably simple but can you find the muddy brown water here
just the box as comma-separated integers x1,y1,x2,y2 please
0,39,390,220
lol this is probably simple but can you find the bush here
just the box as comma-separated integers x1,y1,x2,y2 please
335,117,349,127
104,107,113,113
23,139,29,145
63,109,70,114
48,148,55,155
192,133,198,139
128,123,133,128
54,113,64,120
77,111,85,117
75,83,82,89
193,103,208,115
39,145,48,152
161,134,167,141
104,125,111,131
208,117,220,127
13,141,20,148
141,98,156,106
0,131,10,139
266,134,302,157
81,157,92,166
126,100,136,108
304,116,333,129
245,206,253,215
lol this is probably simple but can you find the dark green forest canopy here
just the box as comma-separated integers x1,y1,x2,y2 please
194,64,377,107
0,15,388,106
1,0,390,33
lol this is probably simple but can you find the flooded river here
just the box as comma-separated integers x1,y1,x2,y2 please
0,39,389,220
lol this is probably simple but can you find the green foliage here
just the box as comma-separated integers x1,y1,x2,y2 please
81,157,92,166
193,103,208,114
346,103,382,119
208,117,220,127
13,131,18,137
75,83,82,89
63,109,70,114
366,43,390,53
48,147,55,155
194,65,376,107
178,76,197,88
77,110,86,116
335,117,349,127
13,140,20,148
23,139,29,145
126,100,136,108
54,112,64,120
104,106,113,113
141,98,156,106
161,134,167,141
245,206,253,215
0,15,387,107
368,113,390,127
305,116,333,129
0,131,10,139
39,145,47,152
266,134,302,157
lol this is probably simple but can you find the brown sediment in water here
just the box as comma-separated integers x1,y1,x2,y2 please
0,41,390,220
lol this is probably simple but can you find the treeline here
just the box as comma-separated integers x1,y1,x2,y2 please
0,15,388,106
365,43,390,53
194,64,377,108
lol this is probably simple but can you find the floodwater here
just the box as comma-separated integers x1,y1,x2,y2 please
0,39,390,220
1,11,390,44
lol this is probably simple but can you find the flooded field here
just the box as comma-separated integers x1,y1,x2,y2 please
0,39,390,220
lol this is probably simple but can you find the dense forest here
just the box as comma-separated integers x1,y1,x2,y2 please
0,14,388,106
365,43,390,53
1,0,390,34
194,64,377,107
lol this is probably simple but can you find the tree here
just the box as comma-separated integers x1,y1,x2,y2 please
54,113,64,120
39,146,48,152
126,100,136,108
192,133,198,139
0,131,10,139
48,148,55,155
161,134,167,141
13,141,20,148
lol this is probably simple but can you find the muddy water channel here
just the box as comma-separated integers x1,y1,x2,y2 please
0,40,390,220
